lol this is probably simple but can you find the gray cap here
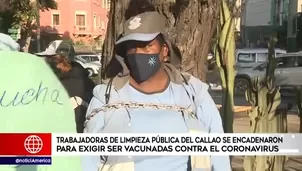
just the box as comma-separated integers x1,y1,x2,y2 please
36,40,63,56
36,40,75,60
115,11,181,67
116,11,166,45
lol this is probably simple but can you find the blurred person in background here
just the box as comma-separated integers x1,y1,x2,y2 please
0,33,20,51
82,1,231,171
37,40,95,133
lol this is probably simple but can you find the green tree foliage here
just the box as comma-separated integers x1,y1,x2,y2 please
2,0,57,51
5,0,57,29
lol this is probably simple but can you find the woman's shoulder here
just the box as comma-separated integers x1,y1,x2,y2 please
70,62,89,76
71,61,85,70
181,72,209,91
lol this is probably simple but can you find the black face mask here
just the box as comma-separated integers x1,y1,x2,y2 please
125,53,161,84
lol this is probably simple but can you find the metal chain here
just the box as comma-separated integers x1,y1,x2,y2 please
85,102,195,121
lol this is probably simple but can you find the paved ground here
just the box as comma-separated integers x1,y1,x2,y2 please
209,90,302,170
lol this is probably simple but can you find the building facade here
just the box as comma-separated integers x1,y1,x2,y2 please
39,0,110,46
241,0,272,27
241,0,276,47
241,0,302,49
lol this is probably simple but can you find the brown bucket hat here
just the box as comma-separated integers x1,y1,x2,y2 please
115,11,181,67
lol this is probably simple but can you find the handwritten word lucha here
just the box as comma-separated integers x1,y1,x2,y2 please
0,81,63,107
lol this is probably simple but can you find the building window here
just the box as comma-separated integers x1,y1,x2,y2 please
101,21,105,29
103,0,110,9
96,17,100,27
52,14,60,26
107,0,110,9
76,14,86,30
93,14,97,29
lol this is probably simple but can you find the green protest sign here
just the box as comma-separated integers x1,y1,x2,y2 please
0,52,82,171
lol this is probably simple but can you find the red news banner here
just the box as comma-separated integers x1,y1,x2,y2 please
0,133,52,165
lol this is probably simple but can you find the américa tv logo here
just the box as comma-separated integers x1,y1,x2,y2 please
0,133,52,165
24,135,44,154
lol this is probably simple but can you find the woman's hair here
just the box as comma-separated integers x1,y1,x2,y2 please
54,55,72,73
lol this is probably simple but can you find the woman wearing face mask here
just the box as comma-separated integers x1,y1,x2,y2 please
83,2,231,171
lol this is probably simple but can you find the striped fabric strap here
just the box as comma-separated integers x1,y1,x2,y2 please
70,96,89,109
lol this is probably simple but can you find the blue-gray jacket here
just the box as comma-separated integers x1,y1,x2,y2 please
82,63,231,171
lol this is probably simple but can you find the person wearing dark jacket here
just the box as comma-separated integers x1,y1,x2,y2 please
47,54,95,133
40,40,95,133
51,55,95,133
